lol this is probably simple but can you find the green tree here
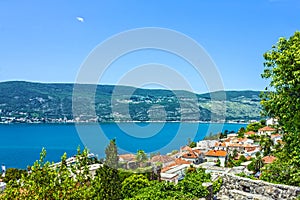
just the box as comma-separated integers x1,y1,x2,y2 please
246,122,264,132
121,174,150,198
260,119,266,126
232,149,238,158
239,155,247,162
136,150,148,163
237,127,246,138
259,135,273,156
129,181,197,200
92,165,122,199
3,148,93,199
260,31,300,186
2,168,26,183
188,141,197,148
176,168,210,198
254,156,264,173
105,139,118,169
212,177,223,194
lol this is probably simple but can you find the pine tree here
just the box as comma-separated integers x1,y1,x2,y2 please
105,139,118,169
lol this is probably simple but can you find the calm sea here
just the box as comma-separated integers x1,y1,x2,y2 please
0,122,246,169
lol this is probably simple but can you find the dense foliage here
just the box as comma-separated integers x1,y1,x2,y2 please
260,31,300,186
2,143,223,199
127,167,218,200
2,148,94,199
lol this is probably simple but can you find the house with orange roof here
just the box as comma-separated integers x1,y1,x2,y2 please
243,144,258,152
179,146,204,164
258,126,276,136
214,142,227,151
119,154,136,162
161,158,192,173
204,150,227,167
262,155,276,164
227,143,244,154
119,154,138,169
244,131,256,137
161,158,191,183
243,149,261,158
150,155,175,167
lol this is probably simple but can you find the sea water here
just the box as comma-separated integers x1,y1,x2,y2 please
0,122,246,169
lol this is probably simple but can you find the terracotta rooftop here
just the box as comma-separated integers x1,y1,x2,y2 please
259,126,276,132
161,158,191,173
243,144,256,148
205,150,227,157
119,154,136,162
228,143,243,147
181,146,193,151
271,134,281,139
223,138,232,142
150,155,175,163
262,155,276,164
215,142,226,147
175,158,192,165
182,152,197,159
245,131,256,135
238,138,248,142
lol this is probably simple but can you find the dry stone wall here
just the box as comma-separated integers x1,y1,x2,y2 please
217,173,300,200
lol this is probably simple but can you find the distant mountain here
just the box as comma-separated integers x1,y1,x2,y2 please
0,81,262,123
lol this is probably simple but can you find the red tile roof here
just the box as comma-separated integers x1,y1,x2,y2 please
262,155,276,164
119,154,135,162
238,138,248,142
180,146,202,159
182,152,197,159
181,146,193,151
245,131,256,135
175,158,192,165
215,142,226,147
271,134,281,139
224,138,231,142
259,126,276,132
228,143,242,147
150,155,175,163
205,150,227,157
161,158,191,173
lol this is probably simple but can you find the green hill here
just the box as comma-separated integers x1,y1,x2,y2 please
0,81,262,123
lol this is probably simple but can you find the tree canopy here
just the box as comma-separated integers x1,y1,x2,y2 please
105,139,118,169
260,31,300,186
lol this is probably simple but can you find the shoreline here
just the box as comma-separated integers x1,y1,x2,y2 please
0,121,250,125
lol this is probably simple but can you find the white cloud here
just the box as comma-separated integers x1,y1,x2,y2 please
76,17,84,23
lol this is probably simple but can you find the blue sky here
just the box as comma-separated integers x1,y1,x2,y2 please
0,0,299,93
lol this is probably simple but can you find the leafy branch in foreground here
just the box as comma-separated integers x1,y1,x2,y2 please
260,31,300,186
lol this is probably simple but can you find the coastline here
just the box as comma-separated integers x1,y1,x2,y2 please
0,120,250,125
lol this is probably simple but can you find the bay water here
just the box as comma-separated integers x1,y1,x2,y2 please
0,122,246,169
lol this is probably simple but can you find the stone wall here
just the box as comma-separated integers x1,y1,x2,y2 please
217,173,300,200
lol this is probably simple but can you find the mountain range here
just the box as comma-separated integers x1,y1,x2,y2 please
0,81,262,123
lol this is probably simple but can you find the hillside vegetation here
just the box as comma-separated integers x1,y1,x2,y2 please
0,81,261,122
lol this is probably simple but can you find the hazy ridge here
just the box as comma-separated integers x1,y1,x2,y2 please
0,81,262,123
